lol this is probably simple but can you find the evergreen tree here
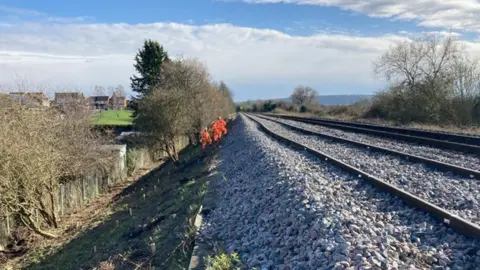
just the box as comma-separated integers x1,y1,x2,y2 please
130,39,170,114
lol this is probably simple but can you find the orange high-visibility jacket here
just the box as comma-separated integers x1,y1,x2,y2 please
217,119,227,128
201,129,211,141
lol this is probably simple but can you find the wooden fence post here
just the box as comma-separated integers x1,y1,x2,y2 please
95,174,99,196
82,178,86,203
5,212,10,236
60,184,65,216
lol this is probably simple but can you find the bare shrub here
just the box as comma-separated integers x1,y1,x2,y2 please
0,94,112,239
134,58,235,162
291,86,319,110
327,105,363,119
93,260,116,270
135,86,190,162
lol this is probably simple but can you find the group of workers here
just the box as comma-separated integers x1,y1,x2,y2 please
200,116,228,150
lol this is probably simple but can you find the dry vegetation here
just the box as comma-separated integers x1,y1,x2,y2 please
5,146,213,270
135,58,235,162
0,96,112,241
1,38,236,269
367,34,480,126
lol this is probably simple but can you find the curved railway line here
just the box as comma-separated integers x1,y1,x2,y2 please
256,114,480,179
199,114,480,269
265,114,480,156
245,113,480,240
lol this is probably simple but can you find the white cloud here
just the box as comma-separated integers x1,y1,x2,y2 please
237,0,480,33
1,21,480,98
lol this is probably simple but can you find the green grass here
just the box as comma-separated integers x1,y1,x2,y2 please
93,110,133,126
206,249,242,270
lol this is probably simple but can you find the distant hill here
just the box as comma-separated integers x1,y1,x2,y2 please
238,94,373,106
278,95,372,105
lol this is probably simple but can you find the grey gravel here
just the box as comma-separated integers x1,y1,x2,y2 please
263,115,480,172
199,114,480,270
252,115,480,225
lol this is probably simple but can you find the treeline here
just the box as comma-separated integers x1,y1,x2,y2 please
246,34,480,127
237,86,321,113
368,34,480,126
130,40,235,162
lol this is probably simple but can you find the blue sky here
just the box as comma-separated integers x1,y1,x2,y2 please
1,0,480,101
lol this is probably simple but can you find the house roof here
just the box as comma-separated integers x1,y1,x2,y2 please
9,92,26,95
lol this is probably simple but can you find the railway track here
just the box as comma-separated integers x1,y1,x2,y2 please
200,114,480,269
265,114,480,155
255,116,480,180
245,113,480,240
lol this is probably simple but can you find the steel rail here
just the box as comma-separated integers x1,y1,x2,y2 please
255,114,480,179
266,113,480,145
264,114,480,155
245,113,480,239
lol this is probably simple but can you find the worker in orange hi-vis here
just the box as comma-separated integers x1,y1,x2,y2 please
200,127,212,150
212,120,222,142
217,116,228,136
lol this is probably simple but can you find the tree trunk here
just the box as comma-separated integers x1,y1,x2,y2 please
164,142,179,164
48,191,58,228
19,210,57,239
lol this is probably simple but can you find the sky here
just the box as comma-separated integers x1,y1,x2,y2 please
1,0,480,101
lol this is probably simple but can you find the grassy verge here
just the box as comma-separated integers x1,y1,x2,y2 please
93,110,133,126
7,145,215,270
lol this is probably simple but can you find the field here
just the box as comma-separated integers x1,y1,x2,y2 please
93,110,134,126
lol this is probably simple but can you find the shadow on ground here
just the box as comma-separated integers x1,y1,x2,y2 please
26,145,216,270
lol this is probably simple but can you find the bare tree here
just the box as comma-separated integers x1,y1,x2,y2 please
135,58,235,161
114,85,126,97
93,85,106,96
107,86,115,97
449,57,480,124
374,33,461,87
291,85,319,107
371,33,474,124
161,59,220,140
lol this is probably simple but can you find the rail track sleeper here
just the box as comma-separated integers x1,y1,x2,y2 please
246,113,480,240
267,114,480,155
256,114,480,179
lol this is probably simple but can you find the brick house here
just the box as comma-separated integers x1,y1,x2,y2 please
110,94,127,109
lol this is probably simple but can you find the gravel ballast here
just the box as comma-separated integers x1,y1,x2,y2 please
199,114,479,270
251,115,480,225
264,115,480,171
